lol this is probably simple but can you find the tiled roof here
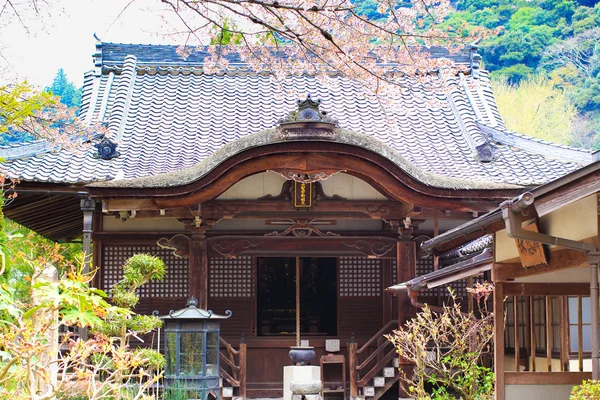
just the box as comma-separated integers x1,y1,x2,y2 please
1,42,594,188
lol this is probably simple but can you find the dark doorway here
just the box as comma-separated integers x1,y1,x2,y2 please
257,257,337,336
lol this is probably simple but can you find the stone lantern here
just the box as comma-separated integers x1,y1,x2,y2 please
159,297,231,399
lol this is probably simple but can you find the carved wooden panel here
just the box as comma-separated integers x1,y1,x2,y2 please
101,245,188,297
209,256,254,298
339,257,381,297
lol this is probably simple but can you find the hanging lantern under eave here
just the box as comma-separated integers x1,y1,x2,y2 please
159,297,231,400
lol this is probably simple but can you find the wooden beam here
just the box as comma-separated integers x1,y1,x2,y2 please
504,372,591,385
504,283,590,296
494,282,505,400
207,236,398,258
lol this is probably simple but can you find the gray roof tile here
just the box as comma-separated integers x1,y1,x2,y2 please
1,42,593,189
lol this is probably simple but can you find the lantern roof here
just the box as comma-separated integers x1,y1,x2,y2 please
159,297,232,320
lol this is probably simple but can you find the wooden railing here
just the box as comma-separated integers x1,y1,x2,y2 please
348,320,397,398
220,336,247,400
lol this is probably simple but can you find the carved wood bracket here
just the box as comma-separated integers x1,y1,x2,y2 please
157,234,192,259
265,220,340,237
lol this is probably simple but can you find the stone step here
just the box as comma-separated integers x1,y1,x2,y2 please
363,386,375,397
222,387,234,397
373,377,386,387
383,367,395,378
392,358,399,368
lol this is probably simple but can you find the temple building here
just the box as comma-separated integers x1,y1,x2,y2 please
2,41,598,399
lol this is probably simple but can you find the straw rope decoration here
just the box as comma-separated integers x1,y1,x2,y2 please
296,256,300,347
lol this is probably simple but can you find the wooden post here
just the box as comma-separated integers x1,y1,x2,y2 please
189,226,209,309
239,335,247,400
494,282,505,400
382,259,393,323
589,254,599,379
80,197,95,274
514,296,519,372
546,296,553,372
530,296,536,372
560,296,569,371
396,240,416,329
348,335,358,400
397,239,415,398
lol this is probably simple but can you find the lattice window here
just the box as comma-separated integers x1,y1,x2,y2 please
339,257,381,297
209,256,254,298
417,255,437,296
102,245,188,298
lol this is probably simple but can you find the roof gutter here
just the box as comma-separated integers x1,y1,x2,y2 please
421,161,600,253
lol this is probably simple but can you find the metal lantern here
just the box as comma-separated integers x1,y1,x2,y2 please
159,297,231,400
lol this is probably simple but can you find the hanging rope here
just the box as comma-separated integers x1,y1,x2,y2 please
296,256,300,347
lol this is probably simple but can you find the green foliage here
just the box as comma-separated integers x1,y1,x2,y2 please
492,75,577,145
571,380,600,399
387,284,495,400
45,68,82,109
209,18,243,45
0,81,57,135
94,253,164,350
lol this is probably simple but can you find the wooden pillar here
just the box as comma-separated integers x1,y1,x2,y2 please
189,226,209,309
239,334,247,400
80,197,96,274
348,334,358,400
494,282,505,400
397,239,416,399
382,259,393,323
396,240,416,328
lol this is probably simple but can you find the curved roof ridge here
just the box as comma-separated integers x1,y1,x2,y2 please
478,122,597,164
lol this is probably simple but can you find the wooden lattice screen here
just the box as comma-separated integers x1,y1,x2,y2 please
208,256,254,298
101,245,188,298
339,257,381,297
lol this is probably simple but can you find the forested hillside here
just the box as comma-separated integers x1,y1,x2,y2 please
356,0,600,149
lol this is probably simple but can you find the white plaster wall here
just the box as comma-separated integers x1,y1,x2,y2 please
215,171,386,200
216,172,286,200
319,173,386,200
505,384,574,400
102,216,185,231
495,194,598,262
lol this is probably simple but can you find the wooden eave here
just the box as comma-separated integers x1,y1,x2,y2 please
4,183,88,242
422,161,600,254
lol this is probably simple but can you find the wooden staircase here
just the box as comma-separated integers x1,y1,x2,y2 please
348,321,401,400
219,336,247,400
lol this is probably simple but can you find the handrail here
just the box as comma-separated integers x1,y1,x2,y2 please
357,341,392,371
220,368,240,388
220,351,241,371
220,337,240,356
357,320,397,355
357,348,396,387
219,336,247,400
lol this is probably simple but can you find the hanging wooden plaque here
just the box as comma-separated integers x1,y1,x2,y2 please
515,222,548,268
294,181,313,208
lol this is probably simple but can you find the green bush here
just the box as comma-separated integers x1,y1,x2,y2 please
571,380,600,399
